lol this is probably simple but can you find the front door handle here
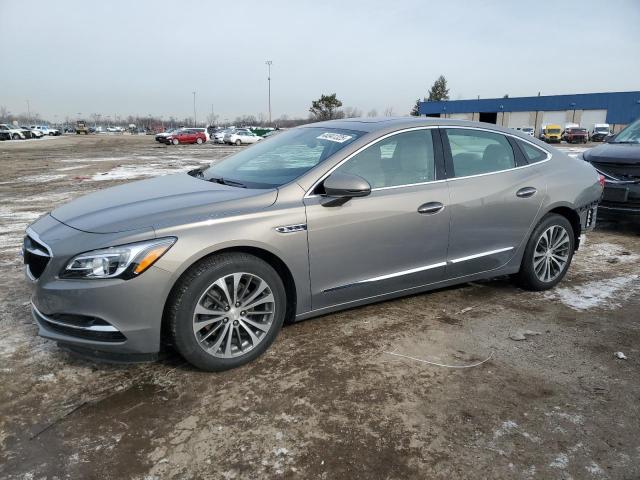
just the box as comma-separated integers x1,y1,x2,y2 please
417,202,444,215
516,187,537,198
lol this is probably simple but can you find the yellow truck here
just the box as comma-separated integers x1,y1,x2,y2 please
542,124,562,143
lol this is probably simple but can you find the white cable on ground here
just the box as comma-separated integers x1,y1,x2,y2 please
383,349,494,369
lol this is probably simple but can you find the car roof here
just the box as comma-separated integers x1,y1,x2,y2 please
301,116,540,139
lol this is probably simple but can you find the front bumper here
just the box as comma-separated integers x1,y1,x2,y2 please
25,215,174,355
599,182,640,216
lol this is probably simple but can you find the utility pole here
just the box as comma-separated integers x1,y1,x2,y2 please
26,100,31,123
192,91,197,127
265,60,272,124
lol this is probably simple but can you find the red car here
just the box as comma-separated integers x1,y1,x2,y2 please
163,129,207,145
564,127,588,144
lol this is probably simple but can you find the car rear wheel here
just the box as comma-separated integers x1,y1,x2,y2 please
172,138,179,145
12,133,20,140
513,213,574,291
168,253,286,371
196,137,203,144
235,139,242,146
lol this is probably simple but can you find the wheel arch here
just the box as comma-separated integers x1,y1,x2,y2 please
544,204,582,250
160,245,298,348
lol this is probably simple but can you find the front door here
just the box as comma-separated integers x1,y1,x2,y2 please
304,128,450,311
441,127,546,278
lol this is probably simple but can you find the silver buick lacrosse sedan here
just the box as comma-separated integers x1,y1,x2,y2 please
24,118,602,370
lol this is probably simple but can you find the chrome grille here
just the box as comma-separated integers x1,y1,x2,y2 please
23,234,51,280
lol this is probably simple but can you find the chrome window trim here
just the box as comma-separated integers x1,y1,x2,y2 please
304,125,440,199
304,125,552,198
443,126,552,182
32,303,120,333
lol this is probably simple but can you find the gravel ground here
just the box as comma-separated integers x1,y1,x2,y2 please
0,134,639,480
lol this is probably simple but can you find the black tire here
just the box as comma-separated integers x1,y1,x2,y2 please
513,213,575,291
12,134,20,140
235,139,242,146
167,253,286,371
196,137,203,144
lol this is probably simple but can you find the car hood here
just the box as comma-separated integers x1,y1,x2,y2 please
51,173,278,234
584,143,640,164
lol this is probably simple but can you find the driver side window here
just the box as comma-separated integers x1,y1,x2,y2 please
335,129,435,189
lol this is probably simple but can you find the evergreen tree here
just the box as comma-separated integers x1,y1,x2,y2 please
426,75,450,102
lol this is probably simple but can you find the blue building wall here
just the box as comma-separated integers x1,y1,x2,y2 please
419,91,640,125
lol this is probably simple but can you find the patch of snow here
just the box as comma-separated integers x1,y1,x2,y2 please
19,173,66,183
493,420,518,439
586,462,605,476
547,275,639,310
57,164,90,171
549,453,569,469
90,163,193,181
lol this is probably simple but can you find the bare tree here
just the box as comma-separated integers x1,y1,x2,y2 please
383,106,394,116
343,106,362,118
0,106,8,122
367,109,378,117
207,110,219,126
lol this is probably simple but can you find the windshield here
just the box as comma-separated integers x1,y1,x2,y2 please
547,128,561,134
198,127,365,188
610,118,640,144
595,127,609,132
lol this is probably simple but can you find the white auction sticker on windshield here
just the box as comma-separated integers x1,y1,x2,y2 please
316,132,353,143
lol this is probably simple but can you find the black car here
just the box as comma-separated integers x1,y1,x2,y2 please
581,117,640,217
0,131,10,141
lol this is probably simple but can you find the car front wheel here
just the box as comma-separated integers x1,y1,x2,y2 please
196,137,203,144
172,138,179,145
168,253,286,371
514,213,575,291
235,139,242,146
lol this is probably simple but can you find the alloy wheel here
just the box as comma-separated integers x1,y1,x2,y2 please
192,272,275,358
533,225,570,283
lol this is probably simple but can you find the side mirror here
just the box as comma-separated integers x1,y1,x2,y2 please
323,172,371,198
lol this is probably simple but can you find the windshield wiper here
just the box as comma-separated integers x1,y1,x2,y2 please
208,176,247,188
611,141,638,144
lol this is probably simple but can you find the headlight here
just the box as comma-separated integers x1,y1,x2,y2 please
61,237,176,279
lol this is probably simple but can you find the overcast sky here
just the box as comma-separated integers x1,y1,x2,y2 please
1,0,639,122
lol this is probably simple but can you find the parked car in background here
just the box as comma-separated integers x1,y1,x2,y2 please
564,127,588,144
590,123,611,142
155,128,180,142
23,126,44,138
562,123,580,140
0,124,27,139
162,128,207,145
76,121,89,135
30,126,48,136
213,128,234,144
580,117,640,218
0,130,10,141
224,129,262,145
517,126,534,137
15,127,35,139
24,118,602,370
542,124,562,143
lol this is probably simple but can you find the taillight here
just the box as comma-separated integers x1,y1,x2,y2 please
598,174,606,190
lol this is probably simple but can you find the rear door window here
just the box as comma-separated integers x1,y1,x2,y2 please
517,140,548,163
444,129,516,177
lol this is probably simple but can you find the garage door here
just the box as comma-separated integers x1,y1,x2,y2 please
542,111,567,126
580,109,607,129
507,111,531,128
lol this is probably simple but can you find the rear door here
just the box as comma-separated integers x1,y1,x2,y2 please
441,127,547,278
304,127,450,310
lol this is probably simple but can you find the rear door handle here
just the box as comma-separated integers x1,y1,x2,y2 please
516,187,537,198
417,202,444,214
